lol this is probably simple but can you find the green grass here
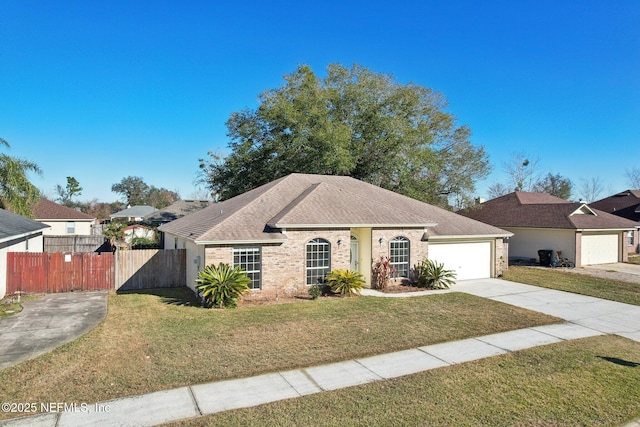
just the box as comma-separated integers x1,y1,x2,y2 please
0,294,41,318
502,266,640,306
0,288,560,420
166,335,640,427
629,254,640,265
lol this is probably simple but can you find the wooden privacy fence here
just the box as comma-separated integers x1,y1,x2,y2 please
116,249,186,291
44,235,110,253
6,252,115,294
6,249,186,294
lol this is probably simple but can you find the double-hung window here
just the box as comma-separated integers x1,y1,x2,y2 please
306,238,331,286
390,236,410,278
233,247,261,290
66,221,75,234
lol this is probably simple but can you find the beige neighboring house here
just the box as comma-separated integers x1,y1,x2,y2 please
158,173,512,299
33,199,96,235
459,192,637,267
0,209,48,299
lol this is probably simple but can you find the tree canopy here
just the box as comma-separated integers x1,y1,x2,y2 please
0,138,41,217
199,64,491,207
111,176,179,209
488,152,573,200
55,176,83,207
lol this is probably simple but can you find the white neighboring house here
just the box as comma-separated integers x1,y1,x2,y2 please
33,199,96,235
0,209,49,299
110,205,158,222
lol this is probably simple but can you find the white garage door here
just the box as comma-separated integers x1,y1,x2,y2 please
581,233,619,265
428,241,492,281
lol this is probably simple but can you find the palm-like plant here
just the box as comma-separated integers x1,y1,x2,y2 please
195,263,251,308
415,259,456,289
0,138,42,217
326,269,365,296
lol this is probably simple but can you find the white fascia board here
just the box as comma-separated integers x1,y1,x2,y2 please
195,239,287,245
0,229,46,244
576,228,636,232
270,222,438,229
429,233,513,241
570,204,597,216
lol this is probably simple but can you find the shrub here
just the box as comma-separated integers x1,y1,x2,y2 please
130,236,160,249
195,263,251,308
415,259,456,289
326,269,365,296
308,283,322,300
372,256,395,290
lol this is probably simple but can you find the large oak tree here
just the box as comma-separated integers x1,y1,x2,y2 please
200,64,490,208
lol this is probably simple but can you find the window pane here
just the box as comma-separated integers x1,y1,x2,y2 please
390,237,409,278
232,247,261,290
306,238,330,286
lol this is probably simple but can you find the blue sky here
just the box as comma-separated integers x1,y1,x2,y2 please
1,0,638,203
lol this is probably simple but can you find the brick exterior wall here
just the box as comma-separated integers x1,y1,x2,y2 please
371,228,429,283
197,230,507,300
202,227,431,300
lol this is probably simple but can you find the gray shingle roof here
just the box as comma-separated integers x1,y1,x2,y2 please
110,205,158,219
0,209,49,243
459,192,638,230
158,174,511,243
144,200,211,223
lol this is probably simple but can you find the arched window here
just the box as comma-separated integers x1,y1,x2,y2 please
390,236,410,278
306,238,331,286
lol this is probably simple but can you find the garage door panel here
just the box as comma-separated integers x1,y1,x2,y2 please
428,242,491,281
581,234,618,265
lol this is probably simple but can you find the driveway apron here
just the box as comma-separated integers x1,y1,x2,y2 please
455,279,640,343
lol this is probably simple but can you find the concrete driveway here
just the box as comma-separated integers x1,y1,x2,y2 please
0,291,108,369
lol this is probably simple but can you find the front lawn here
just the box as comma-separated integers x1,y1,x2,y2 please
502,266,640,306
166,335,640,427
0,288,559,420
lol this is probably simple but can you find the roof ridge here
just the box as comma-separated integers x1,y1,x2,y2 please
268,182,321,226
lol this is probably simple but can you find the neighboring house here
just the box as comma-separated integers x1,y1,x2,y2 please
158,173,512,299
110,205,158,222
590,190,640,254
0,209,49,299
144,200,211,225
32,199,96,236
458,192,637,267
123,224,156,244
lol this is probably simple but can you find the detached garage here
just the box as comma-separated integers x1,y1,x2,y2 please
458,192,637,267
428,241,493,280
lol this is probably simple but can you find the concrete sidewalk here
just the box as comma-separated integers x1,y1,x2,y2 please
2,279,639,426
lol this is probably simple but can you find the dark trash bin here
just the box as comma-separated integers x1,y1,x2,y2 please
538,249,553,266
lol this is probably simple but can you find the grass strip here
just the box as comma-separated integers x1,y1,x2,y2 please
166,335,640,427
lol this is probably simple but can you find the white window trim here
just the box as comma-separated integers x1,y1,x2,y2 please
390,236,410,278
233,246,261,290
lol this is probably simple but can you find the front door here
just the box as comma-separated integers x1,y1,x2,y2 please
350,236,359,271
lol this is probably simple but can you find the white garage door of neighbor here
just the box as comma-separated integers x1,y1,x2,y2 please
581,234,619,265
428,241,491,281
